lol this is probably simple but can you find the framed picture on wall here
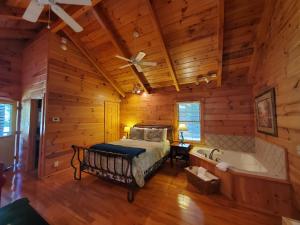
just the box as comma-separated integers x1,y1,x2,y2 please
255,88,278,136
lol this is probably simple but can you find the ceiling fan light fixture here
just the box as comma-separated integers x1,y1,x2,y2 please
132,83,143,95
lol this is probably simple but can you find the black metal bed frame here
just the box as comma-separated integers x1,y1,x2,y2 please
71,124,173,202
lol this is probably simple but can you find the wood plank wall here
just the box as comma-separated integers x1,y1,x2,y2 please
43,33,120,176
120,83,254,139
252,0,300,210
0,40,24,100
19,32,48,171
21,32,48,100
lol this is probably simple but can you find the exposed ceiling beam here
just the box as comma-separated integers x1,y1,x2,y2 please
63,28,126,98
91,8,151,94
0,28,36,39
50,0,103,33
216,0,224,87
145,0,180,92
0,5,48,23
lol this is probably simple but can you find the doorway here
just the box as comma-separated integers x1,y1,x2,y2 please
20,99,43,173
0,101,17,170
33,100,42,170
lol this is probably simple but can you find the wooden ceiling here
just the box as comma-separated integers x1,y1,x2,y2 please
1,0,265,95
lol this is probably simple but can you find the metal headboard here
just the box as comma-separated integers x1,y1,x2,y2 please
133,124,173,143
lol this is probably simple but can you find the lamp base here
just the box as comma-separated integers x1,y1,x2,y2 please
180,131,184,144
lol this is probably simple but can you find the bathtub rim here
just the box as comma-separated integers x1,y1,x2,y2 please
190,151,290,184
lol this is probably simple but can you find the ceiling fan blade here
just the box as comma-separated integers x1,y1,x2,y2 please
140,61,157,67
115,55,132,62
134,64,143,73
22,0,44,23
119,64,133,69
50,3,83,32
55,0,92,5
135,52,146,62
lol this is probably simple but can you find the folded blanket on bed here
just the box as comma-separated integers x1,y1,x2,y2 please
90,143,146,159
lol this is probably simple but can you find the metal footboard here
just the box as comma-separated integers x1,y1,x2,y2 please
71,145,136,202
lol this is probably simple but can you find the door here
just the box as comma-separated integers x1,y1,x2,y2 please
0,101,17,169
105,102,120,143
20,99,43,172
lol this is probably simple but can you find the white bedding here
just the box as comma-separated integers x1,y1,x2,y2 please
84,139,170,187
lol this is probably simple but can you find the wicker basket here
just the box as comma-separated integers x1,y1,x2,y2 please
185,166,220,195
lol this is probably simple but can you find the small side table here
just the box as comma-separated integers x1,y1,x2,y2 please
170,143,192,166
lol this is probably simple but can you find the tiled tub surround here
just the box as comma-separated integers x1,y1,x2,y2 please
195,136,287,180
204,134,254,152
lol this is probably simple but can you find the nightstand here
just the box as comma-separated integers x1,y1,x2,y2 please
170,143,192,166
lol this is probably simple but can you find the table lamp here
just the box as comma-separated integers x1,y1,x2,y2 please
178,123,188,144
124,126,130,138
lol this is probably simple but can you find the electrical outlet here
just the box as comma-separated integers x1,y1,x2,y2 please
297,145,300,156
54,161,59,168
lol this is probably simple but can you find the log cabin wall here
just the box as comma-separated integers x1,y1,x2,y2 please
43,33,120,176
121,83,254,143
21,32,48,100
252,0,300,210
0,40,24,100
19,32,48,171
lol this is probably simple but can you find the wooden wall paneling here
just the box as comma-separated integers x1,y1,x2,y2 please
105,101,120,142
216,0,224,87
92,8,151,94
252,0,300,210
120,84,254,138
62,27,125,97
0,40,24,100
19,32,49,174
21,31,48,100
44,33,120,176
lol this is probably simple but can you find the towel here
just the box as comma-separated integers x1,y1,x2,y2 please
197,167,207,176
216,162,231,172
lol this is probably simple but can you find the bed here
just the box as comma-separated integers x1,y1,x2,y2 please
71,124,173,202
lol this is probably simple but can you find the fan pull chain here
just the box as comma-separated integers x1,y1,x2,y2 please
47,7,51,29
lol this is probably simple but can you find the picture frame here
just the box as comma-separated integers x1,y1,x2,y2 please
255,88,278,136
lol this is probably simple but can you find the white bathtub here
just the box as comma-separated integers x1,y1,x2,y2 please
192,141,287,181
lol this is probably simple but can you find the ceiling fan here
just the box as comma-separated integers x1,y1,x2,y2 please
22,0,92,32
115,52,158,72
196,74,217,85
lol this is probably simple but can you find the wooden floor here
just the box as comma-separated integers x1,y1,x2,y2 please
2,163,281,225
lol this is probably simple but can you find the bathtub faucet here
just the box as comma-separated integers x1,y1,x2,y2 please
209,148,220,160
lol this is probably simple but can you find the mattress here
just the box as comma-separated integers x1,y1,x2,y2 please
84,139,170,187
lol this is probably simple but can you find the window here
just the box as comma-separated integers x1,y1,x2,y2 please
0,103,13,137
177,102,201,141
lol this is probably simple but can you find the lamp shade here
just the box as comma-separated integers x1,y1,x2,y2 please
124,126,130,132
178,123,188,131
